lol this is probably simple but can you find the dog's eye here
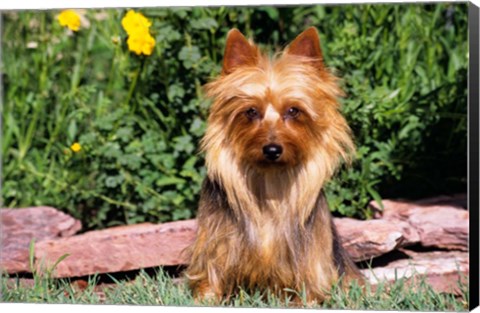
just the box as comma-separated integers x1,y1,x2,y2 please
245,108,259,119
285,107,300,119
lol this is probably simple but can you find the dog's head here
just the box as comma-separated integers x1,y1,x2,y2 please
202,28,354,175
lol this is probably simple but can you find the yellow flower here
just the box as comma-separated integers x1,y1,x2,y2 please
121,10,156,56
70,142,82,152
127,31,156,56
121,10,152,36
58,10,81,32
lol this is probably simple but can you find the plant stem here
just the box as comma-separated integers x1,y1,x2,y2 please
125,56,146,108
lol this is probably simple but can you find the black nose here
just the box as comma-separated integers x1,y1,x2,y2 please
262,144,283,161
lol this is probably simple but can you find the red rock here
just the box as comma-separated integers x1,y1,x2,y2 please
361,251,468,295
371,200,468,251
0,207,81,274
34,220,197,278
33,217,424,277
334,218,420,262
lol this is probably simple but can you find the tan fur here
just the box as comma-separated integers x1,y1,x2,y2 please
185,27,361,304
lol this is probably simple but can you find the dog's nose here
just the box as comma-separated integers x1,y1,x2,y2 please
263,144,283,161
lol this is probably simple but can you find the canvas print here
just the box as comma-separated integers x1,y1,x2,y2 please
0,3,470,310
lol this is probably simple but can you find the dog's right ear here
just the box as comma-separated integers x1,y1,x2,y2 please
222,29,258,75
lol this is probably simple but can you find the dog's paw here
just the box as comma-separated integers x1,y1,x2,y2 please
194,284,222,305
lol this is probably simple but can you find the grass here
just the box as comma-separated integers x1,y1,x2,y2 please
0,235,470,310
1,268,469,311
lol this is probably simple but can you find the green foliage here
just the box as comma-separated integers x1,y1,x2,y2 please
1,4,468,228
315,4,468,217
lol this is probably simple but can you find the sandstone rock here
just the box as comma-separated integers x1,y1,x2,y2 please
34,220,197,278
29,205,463,278
33,216,424,277
0,207,81,274
334,218,420,262
361,251,468,295
370,200,468,251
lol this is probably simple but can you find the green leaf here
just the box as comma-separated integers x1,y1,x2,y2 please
191,17,218,30
48,253,70,276
29,238,35,273
260,7,279,20
167,84,185,101
189,117,205,135
156,176,186,187
173,135,195,154
116,127,134,142
178,46,201,69
105,175,125,188
366,185,383,213
67,120,78,142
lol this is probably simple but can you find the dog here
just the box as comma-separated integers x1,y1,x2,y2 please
185,27,361,304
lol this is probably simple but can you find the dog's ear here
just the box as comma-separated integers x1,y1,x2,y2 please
222,29,258,75
286,27,324,69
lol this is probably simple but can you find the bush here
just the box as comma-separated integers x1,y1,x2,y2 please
1,4,468,229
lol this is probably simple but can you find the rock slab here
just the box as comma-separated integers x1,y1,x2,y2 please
1,207,81,274
371,200,468,251
334,218,420,262
361,250,468,295
35,220,197,278
34,217,421,277
5,197,468,279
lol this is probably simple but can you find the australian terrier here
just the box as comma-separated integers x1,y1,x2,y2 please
186,27,361,303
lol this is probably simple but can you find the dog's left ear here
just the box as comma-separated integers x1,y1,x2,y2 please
285,27,324,69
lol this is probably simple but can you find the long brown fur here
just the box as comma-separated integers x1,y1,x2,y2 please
185,27,362,304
